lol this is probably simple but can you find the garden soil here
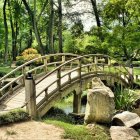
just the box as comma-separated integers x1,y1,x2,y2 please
0,120,71,140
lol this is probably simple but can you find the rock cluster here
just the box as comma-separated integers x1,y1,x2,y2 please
110,111,140,140
84,77,140,140
84,77,115,124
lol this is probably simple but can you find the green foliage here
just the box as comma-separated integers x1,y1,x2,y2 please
16,48,42,65
0,66,14,77
0,109,30,125
44,106,110,140
102,0,140,59
114,88,137,110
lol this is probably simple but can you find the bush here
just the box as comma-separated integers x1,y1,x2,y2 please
0,71,7,77
0,109,30,125
44,107,75,124
16,48,42,66
114,88,137,111
16,60,25,66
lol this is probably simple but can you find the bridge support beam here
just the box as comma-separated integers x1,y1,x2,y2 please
73,90,81,114
25,73,37,119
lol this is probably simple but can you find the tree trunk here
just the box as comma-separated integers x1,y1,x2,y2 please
22,0,44,55
48,0,54,53
27,29,32,48
3,0,8,63
90,0,101,27
8,0,17,61
58,0,63,53
90,0,103,40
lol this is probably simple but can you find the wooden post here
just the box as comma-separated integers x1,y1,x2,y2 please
94,56,98,64
57,68,61,91
78,58,81,79
136,75,138,82
73,90,81,114
108,57,111,65
22,67,26,85
129,64,134,85
62,55,65,63
25,72,37,119
44,57,48,73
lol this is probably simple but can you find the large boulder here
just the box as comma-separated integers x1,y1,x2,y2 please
110,126,140,140
84,77,115,124
112,111,140,129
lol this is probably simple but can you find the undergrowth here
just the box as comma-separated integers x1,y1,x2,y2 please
0,109,30,125
43,107,110,140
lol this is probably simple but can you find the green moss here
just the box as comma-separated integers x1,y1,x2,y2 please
0,109,30,125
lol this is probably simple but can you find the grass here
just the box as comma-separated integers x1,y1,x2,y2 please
133,67,140,75
44,117,110,140
43,105,110,140
0,67,14,77
44,119,93,140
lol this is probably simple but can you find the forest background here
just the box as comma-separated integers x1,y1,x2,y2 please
0,0,140,64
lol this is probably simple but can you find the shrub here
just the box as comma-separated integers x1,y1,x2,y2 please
0,71,7,77
16,48,42,66
114,88,137,111
0,109,30,125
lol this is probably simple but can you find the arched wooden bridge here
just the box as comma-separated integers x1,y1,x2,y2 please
0,53,133,117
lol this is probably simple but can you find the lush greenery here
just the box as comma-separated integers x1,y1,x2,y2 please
0,109,29,125
0,0,139,64
43,107,110,140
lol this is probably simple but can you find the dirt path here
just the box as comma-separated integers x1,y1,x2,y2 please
0,121,70,140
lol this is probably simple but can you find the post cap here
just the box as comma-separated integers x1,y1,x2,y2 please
26,72,33,79
130,64,133,68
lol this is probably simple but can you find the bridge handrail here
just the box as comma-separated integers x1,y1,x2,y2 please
0,53,79,82
0,53,79,102
35,54,131,105
36,54,131,85
36,54,110,85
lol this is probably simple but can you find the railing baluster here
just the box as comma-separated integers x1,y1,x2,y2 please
68,73,71,84
43,57,48,73
45,88,48,99
22,66,26,85
78,58,81,79
87,65,90,73
94,56,98,64
57,68,61,91
62,55,65,63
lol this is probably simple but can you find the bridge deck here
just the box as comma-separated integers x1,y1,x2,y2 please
0,71,78,113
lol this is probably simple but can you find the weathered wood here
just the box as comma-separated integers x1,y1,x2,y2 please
0,53,134,117
25,73,37,119
73,90,81,114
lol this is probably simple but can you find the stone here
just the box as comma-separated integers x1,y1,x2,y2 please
133,108,140,117
84,77,115,124
112,111,140,129
110,126,140,140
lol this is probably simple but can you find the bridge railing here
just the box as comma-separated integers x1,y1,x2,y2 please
33,54,131,116
0,53,79,102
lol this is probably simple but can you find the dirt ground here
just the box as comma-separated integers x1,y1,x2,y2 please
0,121,70,140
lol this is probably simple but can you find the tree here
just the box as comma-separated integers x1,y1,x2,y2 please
102,0,140,61
58,0,63,53
22,0,45,55
3,0,8,63
48,0,54,54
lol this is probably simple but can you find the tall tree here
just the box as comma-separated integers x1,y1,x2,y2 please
22,0,45,55
3,0,8,63
90,0,103,40
48,0,54,53
58,0,63,53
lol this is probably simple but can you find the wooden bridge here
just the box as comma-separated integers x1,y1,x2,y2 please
0,53,133,118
